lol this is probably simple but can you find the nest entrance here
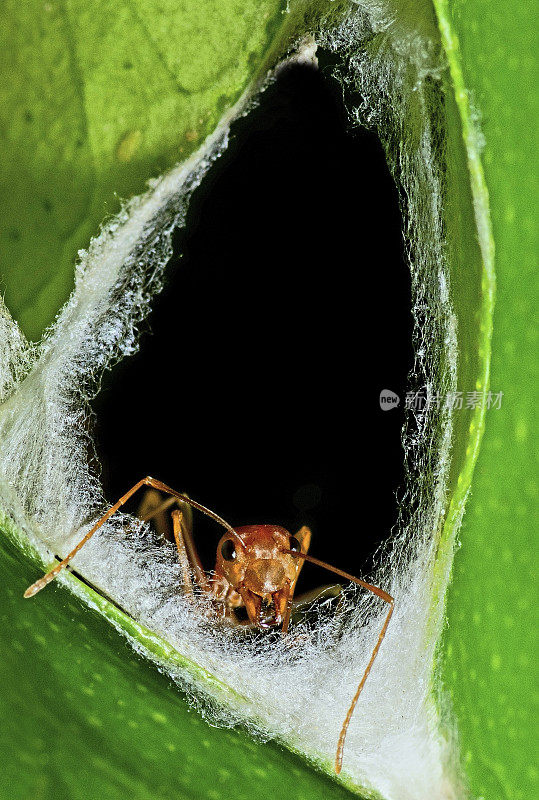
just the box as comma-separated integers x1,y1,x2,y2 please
92,59,412,591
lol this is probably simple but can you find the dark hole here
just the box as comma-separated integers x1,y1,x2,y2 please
93,57,413,594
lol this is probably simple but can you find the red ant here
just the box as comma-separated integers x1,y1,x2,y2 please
24,476,394,774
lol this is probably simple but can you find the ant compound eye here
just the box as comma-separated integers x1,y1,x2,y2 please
289,536,301,553
221,539,237,561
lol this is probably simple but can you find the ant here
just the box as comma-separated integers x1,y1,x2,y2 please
24,476,394,774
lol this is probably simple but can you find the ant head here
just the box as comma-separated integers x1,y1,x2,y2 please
170,493,313,629
216,525,309,628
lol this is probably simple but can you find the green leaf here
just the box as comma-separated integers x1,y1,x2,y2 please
0,0,287,340
433,1,537,798
0,517,353,800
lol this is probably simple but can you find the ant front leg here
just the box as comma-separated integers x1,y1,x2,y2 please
171,509,195,598
24,477,223,598
170,505,210,593
281,525,311,633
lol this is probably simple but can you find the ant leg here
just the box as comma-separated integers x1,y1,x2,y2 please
171,509,194,598
138,490,195,548
171,505,210,593
291,584,342,611
281,525,311,634
281,586,343,648
24,476,213,599
137,489,175,540
291,526,311,588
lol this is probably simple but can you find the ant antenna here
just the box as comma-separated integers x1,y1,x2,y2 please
282,549,393,603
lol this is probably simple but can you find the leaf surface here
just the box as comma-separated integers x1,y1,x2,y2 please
434,1,537,798
0,0,285,340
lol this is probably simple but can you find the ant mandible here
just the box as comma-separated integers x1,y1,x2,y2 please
24,476,394,774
